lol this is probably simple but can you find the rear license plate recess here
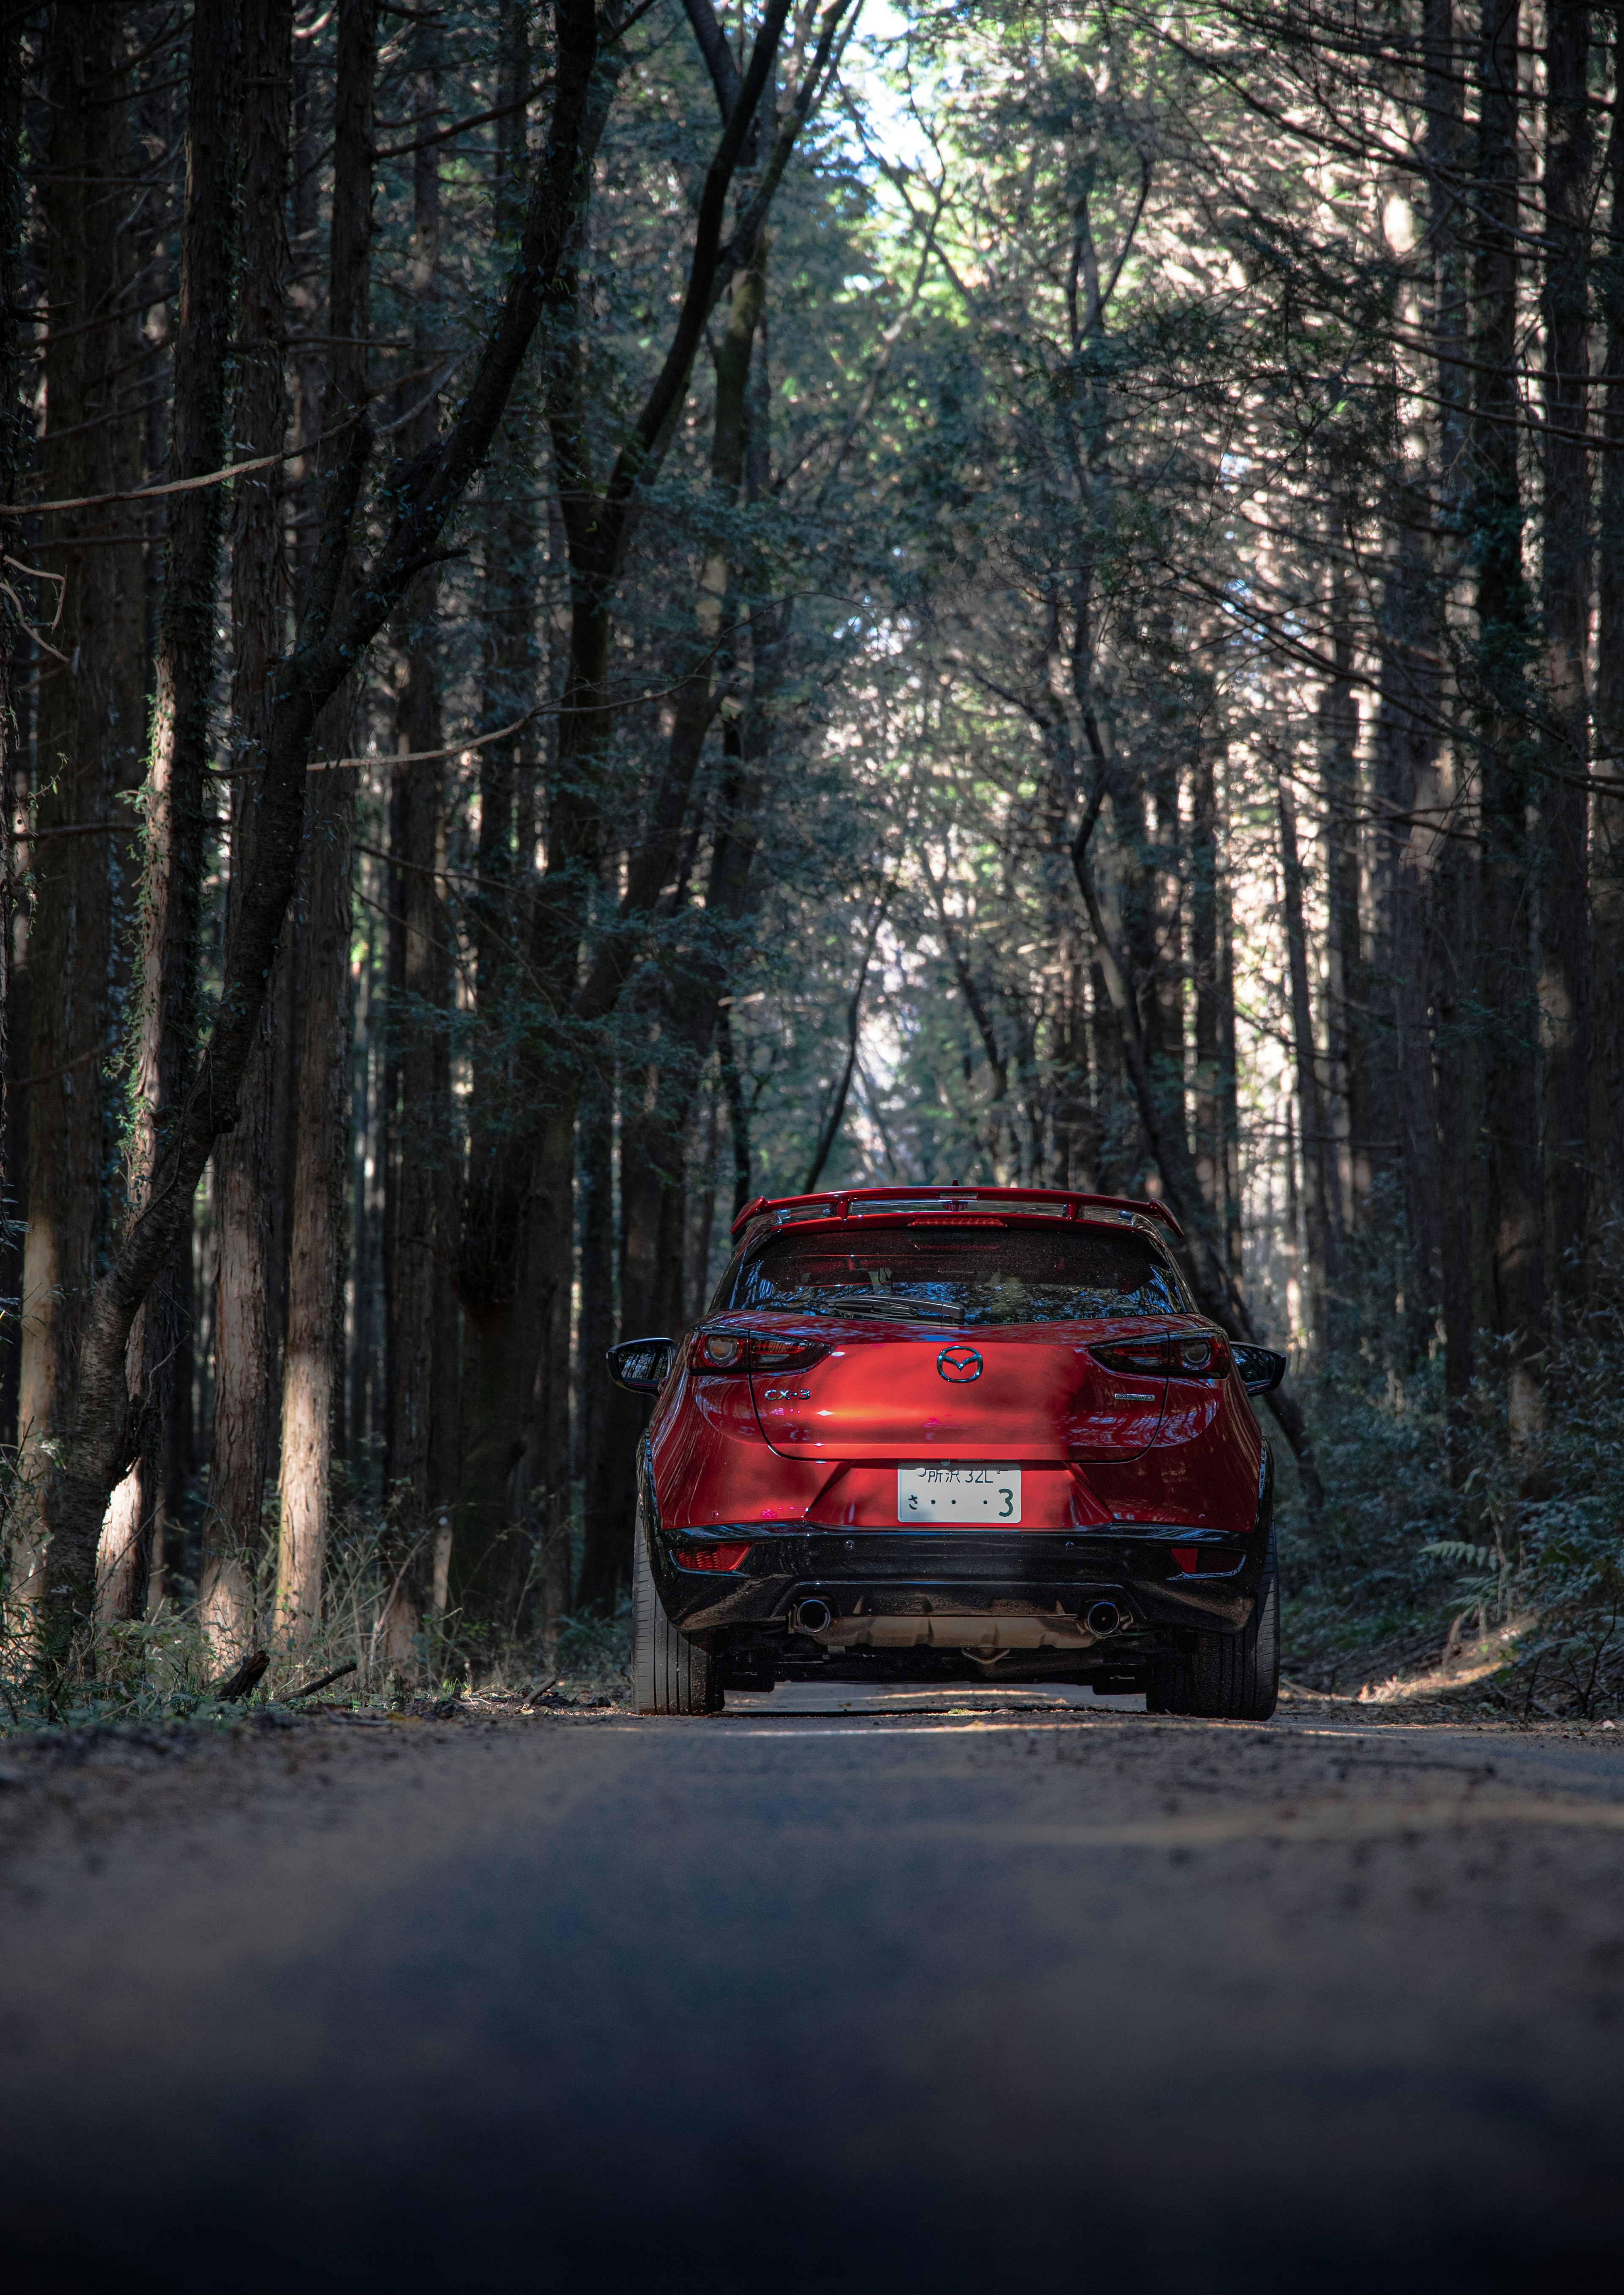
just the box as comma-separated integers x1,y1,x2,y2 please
897,1466,1022,1524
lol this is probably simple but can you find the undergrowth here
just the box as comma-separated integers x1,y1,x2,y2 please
1273,1253,1624,1715
0,1502,634,1736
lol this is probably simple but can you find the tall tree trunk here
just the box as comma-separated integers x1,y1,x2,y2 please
276,773,354,1649
102,0,243,1639
449,732,534,1633
1423,0,1470,500
0,0,24,1447
1188,736,1243,1270
1589,10,1624,1246
1470,0,1544,1445
619,1004,691,1348
1320,537,1368,1240
1371,472,1448,1339
1418,0,1476,1414
1277,778,1335,1357
1538,0,1593,1315
82,40,165,1621
348,881,382,1469
382,22,446,1667
1216,890,1243,1273
574,1072,621,1609
261,27,324,1490
382,743,442,1659
718,1000,752,1216
451,902,526,1624
443,0,544,1639
1111,782,1171,1144
209,0,295,1644
13,7,126,1635
275,0,376,1649
1148,745,1186,1168
1191,741,1223,1219
1432,849,1481,1418
515,1102,576,1651
692,1087,721,1315
1089,953,1134,1194
1053,926,1101,1191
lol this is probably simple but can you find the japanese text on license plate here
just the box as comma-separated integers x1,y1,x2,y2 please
897,1466,1021,1524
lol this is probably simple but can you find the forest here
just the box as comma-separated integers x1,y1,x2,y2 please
0,0,1620,1715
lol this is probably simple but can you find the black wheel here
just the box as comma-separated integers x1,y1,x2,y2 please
1147,1532,1279,1721
631,1505,723,1716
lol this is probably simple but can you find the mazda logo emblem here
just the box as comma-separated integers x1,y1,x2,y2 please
937,1345,983,1384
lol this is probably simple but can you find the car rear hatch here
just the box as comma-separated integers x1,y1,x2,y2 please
749,1320,1169,1462
720,1213,1198,1477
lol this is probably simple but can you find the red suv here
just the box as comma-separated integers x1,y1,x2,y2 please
609,1186,1285,1718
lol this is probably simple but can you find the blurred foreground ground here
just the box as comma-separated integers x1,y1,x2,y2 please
1,1685,1621,2291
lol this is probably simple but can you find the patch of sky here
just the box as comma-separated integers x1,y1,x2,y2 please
842,0,936,180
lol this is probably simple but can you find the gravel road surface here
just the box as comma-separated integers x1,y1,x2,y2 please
2,1687,1622,2292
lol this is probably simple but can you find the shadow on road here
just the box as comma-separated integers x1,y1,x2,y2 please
1,1695,1621,2292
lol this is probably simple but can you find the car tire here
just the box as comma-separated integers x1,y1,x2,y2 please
631,1505,724,1716
1147,1531,1279,1721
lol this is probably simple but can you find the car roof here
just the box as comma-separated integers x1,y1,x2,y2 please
729,1186,1185,1246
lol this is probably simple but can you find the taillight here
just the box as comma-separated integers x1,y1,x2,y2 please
1090,1333,1233,1381
752,1332,829,1370
1090,1337,1168,1375
689,1329,831,1375
672,1541,752,1571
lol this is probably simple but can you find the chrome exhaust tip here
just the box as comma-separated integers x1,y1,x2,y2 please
1085,1600,1125,1637
792,1596,834,1637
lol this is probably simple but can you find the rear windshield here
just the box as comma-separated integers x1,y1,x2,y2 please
715,1224,1189,1327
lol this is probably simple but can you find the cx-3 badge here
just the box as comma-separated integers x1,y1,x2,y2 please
938,1345,983,1384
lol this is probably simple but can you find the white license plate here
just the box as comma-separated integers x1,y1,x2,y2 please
898,1466,1022,1525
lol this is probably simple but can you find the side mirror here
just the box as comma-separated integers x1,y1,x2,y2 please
1232,1343,1286,1396
607,1337,673,1395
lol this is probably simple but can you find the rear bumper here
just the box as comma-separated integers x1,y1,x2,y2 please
639,1447,1273,1683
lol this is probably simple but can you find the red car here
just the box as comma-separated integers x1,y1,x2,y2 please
610,1185,1285,1718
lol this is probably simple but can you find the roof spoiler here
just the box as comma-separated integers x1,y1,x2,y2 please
729,1187,1185,1243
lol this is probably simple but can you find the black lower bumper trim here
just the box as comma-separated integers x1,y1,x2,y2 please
652,1528,1260,1642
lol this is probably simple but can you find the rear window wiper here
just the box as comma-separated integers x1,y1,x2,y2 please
812,1289,966,1324
752,1286,965,1324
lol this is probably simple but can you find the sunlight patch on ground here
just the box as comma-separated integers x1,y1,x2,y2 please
1356,1615,1532,1704
1280,1616,1533,1709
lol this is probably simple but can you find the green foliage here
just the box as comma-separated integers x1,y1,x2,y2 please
1276,1351,1463,1659
1270,1220,1624,1709
551,1599,633,1694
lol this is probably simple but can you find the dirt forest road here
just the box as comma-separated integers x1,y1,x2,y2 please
2,1688,1623,2294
